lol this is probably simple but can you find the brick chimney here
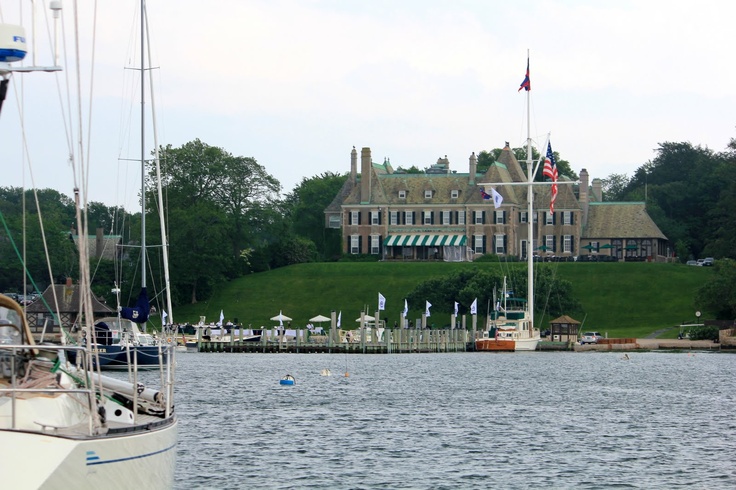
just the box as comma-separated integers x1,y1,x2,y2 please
579,168,589,227
350,146,357,183
360,147,372,204
469,152,477,185
592,178,603,202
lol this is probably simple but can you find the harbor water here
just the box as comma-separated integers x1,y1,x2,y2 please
161,351,735,489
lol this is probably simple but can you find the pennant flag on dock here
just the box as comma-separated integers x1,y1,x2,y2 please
378,292,386,311
470,298,478,315
162,310,168,326
217,310,224,327
425,301,432,317
402,299,408,318
337,311,342,328
454,301,459,316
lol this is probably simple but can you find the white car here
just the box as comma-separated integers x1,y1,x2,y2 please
580,332,603,344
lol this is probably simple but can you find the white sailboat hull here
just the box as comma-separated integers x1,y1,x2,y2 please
0,420,177,490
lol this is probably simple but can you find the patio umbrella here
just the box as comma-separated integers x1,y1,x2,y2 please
581,244,596,250
356,315,375,323
599,244,614,249
625,244,638,250
309,314,331,323
270,312,293,322
536,245,550,251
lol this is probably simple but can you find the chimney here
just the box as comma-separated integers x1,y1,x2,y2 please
592,178,603,202
350,146,357,183
361,147,372,204
579,168,589,227
95,227,104,259
469,152,477,185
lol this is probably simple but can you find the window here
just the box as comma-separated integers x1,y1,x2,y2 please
442,210,451,225
533,213,538,223
545,212,554,225
350,211,359,225
424,190,433,199
474,211,484,225
458,211,465,225
545,235,554,251
370,235,380,255
495,211,505,224
328,215,341,228
520,211,528,223
563,235,572,253
390,211,398,225
371,211,380,225
398,190,406,199
423,211,432,225
591,241,599,251
350,235,360,254
474,235,484,254
563,211,572,225
451,189,459,199
495,234,506,254
404,211,413,225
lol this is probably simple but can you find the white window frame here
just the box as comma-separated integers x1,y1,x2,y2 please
350,210,359,225
329,215,341,228
370,234,380,255
533,213,538,223
350,235,360,254
423,210,432,225
458,211,466,225
495,234,505,254
390,211,398,225
424,190,433,199
474,211,483,225
495,211,504,224
520,211,528,224
545,235,555,250
546,212,554,225
474,235,484,254
563,211,572,225
451,189,459,199
404,211,413,225
442,210,450,225
398,190,406,199
563,235,572,253
371,211,380,225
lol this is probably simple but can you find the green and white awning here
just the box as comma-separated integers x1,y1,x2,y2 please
383,235,467,247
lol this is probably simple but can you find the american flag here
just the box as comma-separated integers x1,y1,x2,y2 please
518,58,531,92
543,141,558,213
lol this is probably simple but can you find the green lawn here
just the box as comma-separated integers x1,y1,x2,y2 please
171,261,712,339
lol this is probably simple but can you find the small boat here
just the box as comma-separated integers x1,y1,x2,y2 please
476,283,540,352
280,374,296,386
320,368,332,376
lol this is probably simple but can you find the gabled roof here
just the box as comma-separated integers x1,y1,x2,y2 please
584,202,667,239
549,315,581,325
26,284,114,315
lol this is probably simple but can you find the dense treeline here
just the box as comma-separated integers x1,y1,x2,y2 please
2,136,735,317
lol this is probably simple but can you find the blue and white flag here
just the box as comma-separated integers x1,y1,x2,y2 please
425,301,432,318
402,299,408,318
378,292,386,311
491,187,504,209
217,310,224,327
278,310,283,327
337,311,342,328
454,301,459,316
162,310,168,326
470,298,478,315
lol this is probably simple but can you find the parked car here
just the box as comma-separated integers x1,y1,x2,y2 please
686,260,698,266
696,259,705,266
580,332,603,344
702,257,714,266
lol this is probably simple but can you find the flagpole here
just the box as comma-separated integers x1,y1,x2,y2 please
525,48,534,332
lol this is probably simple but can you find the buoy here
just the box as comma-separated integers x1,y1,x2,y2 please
279,374,295,386
344,372,350,378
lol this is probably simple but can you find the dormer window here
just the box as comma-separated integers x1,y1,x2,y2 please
398,190,406,199
424,190,433,199
451,190,459,199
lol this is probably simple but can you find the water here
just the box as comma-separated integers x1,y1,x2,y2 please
165,352,735,489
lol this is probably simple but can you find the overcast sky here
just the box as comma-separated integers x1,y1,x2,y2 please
2,0,734,211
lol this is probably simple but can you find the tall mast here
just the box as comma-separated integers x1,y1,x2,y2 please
525,49,534,331
140,0,146,294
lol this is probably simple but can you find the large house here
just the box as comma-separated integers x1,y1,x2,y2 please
325,145,669,262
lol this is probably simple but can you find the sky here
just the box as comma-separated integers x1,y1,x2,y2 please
2,0,735,211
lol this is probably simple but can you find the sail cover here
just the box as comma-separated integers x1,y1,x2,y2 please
120,287,150,324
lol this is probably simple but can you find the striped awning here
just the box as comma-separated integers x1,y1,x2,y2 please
383,235,467,247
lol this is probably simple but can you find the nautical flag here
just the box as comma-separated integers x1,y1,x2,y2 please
470,298,478,315
162,310,168,326
337,311,342,328
425,301,432,317
402,299,408,318
217,310,224,327
378,292,386,311
120,287,150,324
518,57,531,92
278,310,283,327
454,301,459,316
491,187,503,209
543,141,559,213
480,187,492,200
496,301,501,311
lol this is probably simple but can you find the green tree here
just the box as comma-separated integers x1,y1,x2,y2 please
695,258,736,320
601,173,630,201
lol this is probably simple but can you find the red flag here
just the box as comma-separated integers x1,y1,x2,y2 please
518,58,530,92
543,141,558,213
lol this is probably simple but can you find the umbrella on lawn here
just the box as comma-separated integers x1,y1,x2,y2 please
309,314,331,332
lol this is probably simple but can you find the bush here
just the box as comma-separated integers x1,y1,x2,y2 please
687,325,719,341
338,254,380,262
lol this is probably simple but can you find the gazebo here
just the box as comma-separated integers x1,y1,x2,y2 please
548,315,581,342
25,279,114,335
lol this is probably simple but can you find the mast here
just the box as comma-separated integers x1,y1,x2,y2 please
525,49,534,331
139,0,147,300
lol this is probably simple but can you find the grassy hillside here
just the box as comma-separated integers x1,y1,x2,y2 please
172,261,712,339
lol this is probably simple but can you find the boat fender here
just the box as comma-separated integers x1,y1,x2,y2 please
167,337,172,343
98,404,106,424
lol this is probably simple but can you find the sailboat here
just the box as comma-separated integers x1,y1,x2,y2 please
0,2,177,487
475,54,541,352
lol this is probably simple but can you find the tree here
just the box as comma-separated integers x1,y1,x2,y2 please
601,173,630,201
695,259,736,320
